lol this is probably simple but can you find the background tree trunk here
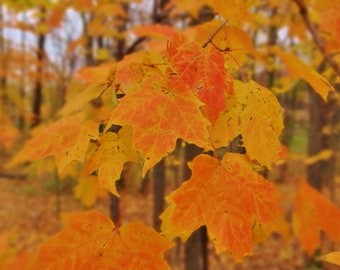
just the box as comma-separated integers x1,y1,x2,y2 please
31,6,46,128
182,143,208,270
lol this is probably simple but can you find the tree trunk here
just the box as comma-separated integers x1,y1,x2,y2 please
153,158,165,231
31,6,46,128
307,88,325,190
0,5,7,117
181,143,208,270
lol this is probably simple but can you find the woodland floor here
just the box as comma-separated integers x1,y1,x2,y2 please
0,159,339,270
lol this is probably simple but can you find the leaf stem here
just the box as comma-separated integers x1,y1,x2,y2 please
292,0,340,77
202,18,229,48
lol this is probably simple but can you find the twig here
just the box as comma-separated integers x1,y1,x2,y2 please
202,18,229,48
0,172,27,180
292,0,340,77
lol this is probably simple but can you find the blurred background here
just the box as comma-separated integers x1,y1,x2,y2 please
0,0,339,269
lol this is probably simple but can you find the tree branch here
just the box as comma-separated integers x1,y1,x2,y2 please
292,0,340,77
202,19,229,48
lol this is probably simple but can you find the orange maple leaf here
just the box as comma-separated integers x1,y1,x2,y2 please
293,179,340,256
161,153,280,261
167,35,231,123
132,24,178,40
106,74,211,175
31,211,173,270
7,113,99,172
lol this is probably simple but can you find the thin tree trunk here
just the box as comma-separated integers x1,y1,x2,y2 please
307,88,325,190
181,143,208,270
0,5,7,116
31,6,46,128
153,158,165,231
108,3,129,223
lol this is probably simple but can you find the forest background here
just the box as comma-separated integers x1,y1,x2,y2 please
0,0,340,269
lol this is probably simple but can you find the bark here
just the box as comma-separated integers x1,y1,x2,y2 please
31,6,46,128
0,6,7,116
108,3,129,223
182,143,208,270
307,89,324,190
153,158,165,231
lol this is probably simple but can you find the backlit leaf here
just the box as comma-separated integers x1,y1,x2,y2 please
161,153,280,261
7,113,99,172
114,51,164,94
74,176,107,207
82,126,138,196
321,251,340,266
293,179,340,255
273,47,334,101
167,36,231,123
211,93,240,148
31,211,173,270
107,74,211,175
237,80,284,167
212,80,283,167
132,24,178,39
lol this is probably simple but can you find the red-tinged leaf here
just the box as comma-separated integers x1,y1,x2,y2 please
293,179,340,256
161,153,280,261
107,74,211,175
320,3,340,52
114,51,164,94
7,113,99,172
132,24,178,39
321,251,340,266
167,38,231,123
273,47,334,100
95,3,126,18
48,4,66,28
194,21,257,69
31,211,173,270
76,63,115,84
82,126,138,196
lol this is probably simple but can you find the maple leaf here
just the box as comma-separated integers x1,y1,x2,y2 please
74,175,107,207
7,113,99,172
167,37,231,123
132,24,178,40
293,178,340,256
193,21,257,70
31,211,173,270
237,80,283,167
82,126,138,196
114,51,164,94
212,80,283,167
106,74,211,175
211,94,241,147
273,47,334,100
321,251,340,266
160,153,280,261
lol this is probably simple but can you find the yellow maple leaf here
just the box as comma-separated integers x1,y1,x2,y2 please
82,126,138,196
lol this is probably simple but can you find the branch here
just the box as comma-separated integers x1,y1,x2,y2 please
202,18,229,48
292,0,340,77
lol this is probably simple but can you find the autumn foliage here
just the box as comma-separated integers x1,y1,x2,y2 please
1,0,340,269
